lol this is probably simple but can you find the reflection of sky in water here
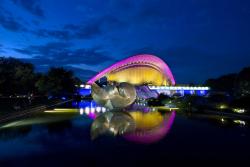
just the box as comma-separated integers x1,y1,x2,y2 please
0,100,250,164
0,117,93,160
0,127,46,158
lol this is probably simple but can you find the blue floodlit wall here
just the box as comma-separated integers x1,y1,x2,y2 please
76,84,91,96
76,85,209,97
72,100,97,108
148,86,210,96
78,88,91,96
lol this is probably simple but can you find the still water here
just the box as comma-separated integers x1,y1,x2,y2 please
0,100,250,166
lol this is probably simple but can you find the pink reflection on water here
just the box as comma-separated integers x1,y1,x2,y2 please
88,112,97,119
124,111,176,144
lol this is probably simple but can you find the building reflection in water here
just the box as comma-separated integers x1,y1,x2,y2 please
90,106,176,144
124,111,175,144
91,111,136,140
73,100,108,119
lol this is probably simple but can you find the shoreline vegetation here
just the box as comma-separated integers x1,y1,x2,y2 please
0,57,80,120
0,57,81,97
1,57,250,122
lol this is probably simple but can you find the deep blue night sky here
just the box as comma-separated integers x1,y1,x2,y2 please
0,0,250,83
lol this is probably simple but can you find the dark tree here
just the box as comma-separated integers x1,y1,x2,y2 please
205,67,250,97
0,57,36,95
35,67,81,96
205,73,237,95
235,67,250,97
0,57,81,97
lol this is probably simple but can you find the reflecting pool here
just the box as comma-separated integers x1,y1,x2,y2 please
0,100,250,166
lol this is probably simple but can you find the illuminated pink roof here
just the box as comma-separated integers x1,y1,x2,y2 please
87,54,175,85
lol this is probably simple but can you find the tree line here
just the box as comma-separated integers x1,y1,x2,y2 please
0,57,81,96
205,67,250,97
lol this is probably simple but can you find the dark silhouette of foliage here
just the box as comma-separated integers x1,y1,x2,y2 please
205,67,250,97
35,67,81,96
235,67,250,97
0,57,35,95
205,74,237,94
0,57,81,96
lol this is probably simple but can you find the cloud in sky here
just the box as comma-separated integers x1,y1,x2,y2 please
14,42,114,81
11,0,44,17
0,44,4,53
1,0,250,83
0,7,27,32
14,42,113,65
30,15,123,40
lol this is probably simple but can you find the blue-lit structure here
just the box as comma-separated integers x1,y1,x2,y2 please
76,84,210,98
72,100,107,119
72,100,97,108
148,86,209,96
76,84,91,96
